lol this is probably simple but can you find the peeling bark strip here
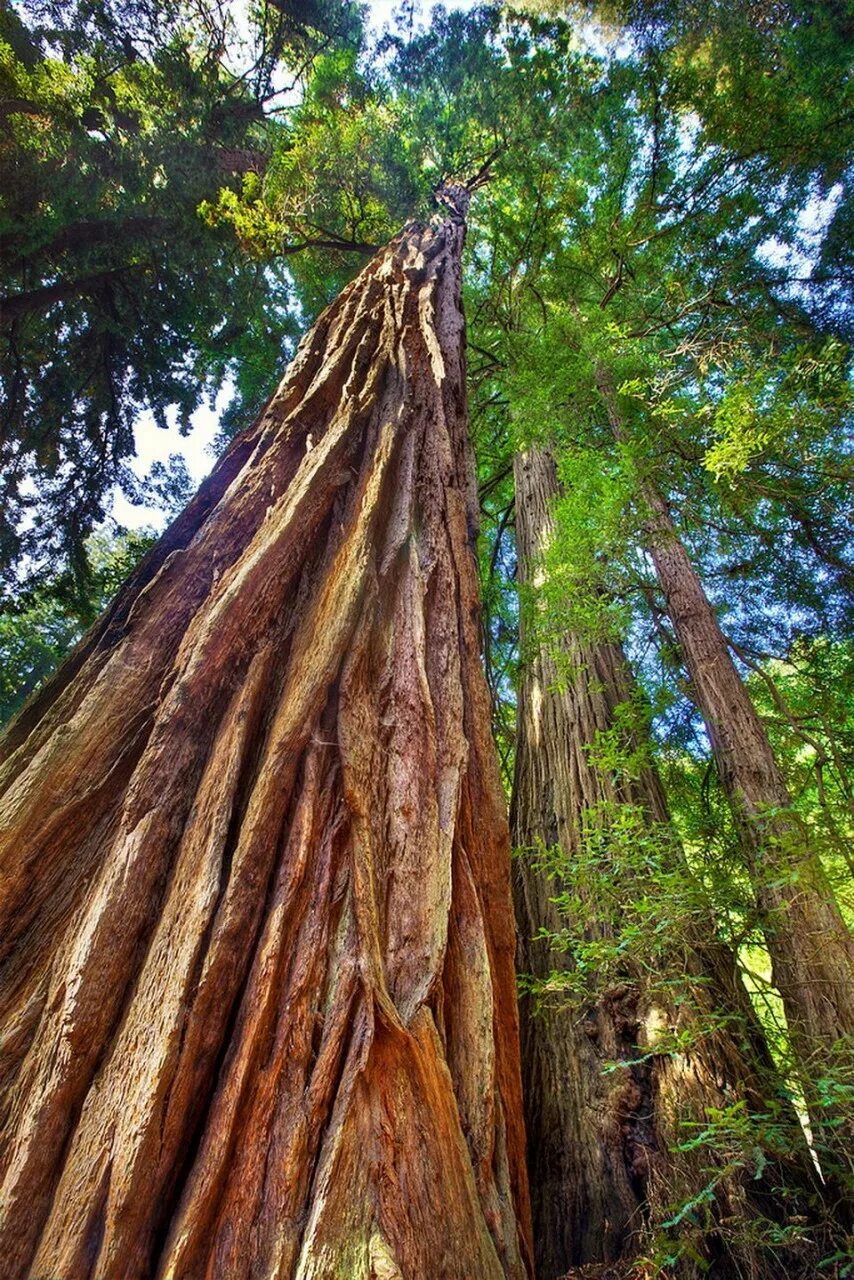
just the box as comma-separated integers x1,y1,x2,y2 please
0,191,533,1279
511,447,818,1280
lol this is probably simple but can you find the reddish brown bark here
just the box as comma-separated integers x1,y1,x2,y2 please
0,191,533,1279
512,446,820,1279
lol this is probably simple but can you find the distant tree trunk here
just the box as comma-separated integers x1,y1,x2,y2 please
597,373,854,1177
642,487,854,1052
512,445,820,1280
0,190,533,1280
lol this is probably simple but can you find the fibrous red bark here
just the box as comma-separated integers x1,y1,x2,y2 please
512,445,820,1279
0,190,533,1279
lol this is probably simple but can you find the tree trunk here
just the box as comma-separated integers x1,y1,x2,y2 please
0,190,533,1280
512,445,820,1280
598,374,854,1177
643,488,854,1054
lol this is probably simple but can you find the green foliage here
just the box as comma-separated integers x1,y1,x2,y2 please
746,639,854,905
0,0,357,590
0,525,154,725
519,0,854,187
528,806,700,997
688,339,850,482
208,5,558,315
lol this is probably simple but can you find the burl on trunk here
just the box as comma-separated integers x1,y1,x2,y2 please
0,191,533,1279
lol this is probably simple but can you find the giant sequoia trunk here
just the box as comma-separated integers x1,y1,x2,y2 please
511,446,819,1280
0,191,533,1280
598,375,854,1177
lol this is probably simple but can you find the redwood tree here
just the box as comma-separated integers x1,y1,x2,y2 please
596,372,854,1183
511,445,821,1279
0,189,533,1280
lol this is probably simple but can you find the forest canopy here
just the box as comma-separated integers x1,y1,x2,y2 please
0,1,852,1277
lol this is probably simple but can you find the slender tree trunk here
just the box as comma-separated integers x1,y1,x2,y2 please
643,488,854,1054
0,190,533,1280
512,445,820,1280
597,373,854,1177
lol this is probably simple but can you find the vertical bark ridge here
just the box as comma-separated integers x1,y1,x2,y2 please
511,445,818,1279
0,198,532,1278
